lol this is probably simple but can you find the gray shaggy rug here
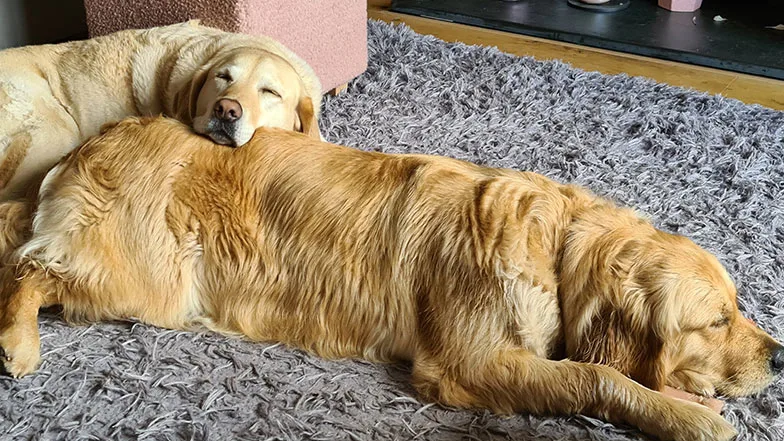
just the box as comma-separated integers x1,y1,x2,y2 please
2,19,784,441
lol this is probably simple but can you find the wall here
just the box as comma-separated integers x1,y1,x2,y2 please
0,0,88,49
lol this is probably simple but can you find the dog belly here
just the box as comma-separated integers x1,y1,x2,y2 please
193,269,418,363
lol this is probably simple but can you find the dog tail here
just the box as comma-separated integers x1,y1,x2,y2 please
0,200,33,265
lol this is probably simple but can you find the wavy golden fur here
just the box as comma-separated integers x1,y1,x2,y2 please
0,117,781,441
0,21,321,203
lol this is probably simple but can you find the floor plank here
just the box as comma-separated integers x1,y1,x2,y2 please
368,1,784,110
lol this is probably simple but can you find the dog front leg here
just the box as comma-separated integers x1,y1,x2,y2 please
413,348,736,441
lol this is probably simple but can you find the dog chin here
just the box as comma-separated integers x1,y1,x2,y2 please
207,131,237,147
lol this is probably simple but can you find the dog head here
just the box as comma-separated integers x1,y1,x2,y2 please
559,205,783,398
176,47,320,147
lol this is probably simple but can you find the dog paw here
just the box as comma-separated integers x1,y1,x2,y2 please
0,323,41,378
661,400,737,441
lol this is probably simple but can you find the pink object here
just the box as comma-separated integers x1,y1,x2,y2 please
662,386,725,414
83,0,367,94
657,0,703,12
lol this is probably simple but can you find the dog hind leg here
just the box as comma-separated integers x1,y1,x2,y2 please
0,269,56,378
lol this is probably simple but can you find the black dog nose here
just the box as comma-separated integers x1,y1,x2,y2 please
771,344,784,373
213,99,243,122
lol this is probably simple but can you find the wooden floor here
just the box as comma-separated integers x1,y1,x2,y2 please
368,0,784,110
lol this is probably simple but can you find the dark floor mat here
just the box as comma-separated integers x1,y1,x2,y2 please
391,0,784,79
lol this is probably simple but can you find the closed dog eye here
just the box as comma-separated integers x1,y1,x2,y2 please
710,317,730,329
260,88,280,98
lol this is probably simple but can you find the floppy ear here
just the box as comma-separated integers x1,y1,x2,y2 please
561,235,674,391
172,67,210,124
623,254,680,391
295,96,321,140
569,299,670,390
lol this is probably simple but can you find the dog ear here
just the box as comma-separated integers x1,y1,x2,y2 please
172,67,210,124
622,251,680,391
295,96,321,140
567,304,670,390
561,233,675,391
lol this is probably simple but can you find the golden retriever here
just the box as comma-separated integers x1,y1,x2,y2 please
1,117,781,441
0,21,321,203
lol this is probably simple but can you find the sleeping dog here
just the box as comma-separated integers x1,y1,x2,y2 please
0,21,322,269
1,116,781,441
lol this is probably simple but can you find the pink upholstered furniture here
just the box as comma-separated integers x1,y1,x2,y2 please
83,0,367,94
658,0,703,12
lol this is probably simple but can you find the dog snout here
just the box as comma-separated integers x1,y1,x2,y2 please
771,344,784,374
213,99,243,122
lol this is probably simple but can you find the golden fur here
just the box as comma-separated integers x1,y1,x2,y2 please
1,116,781,441
0,21,321,203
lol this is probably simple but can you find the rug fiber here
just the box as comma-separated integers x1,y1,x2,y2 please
2,20,783,441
